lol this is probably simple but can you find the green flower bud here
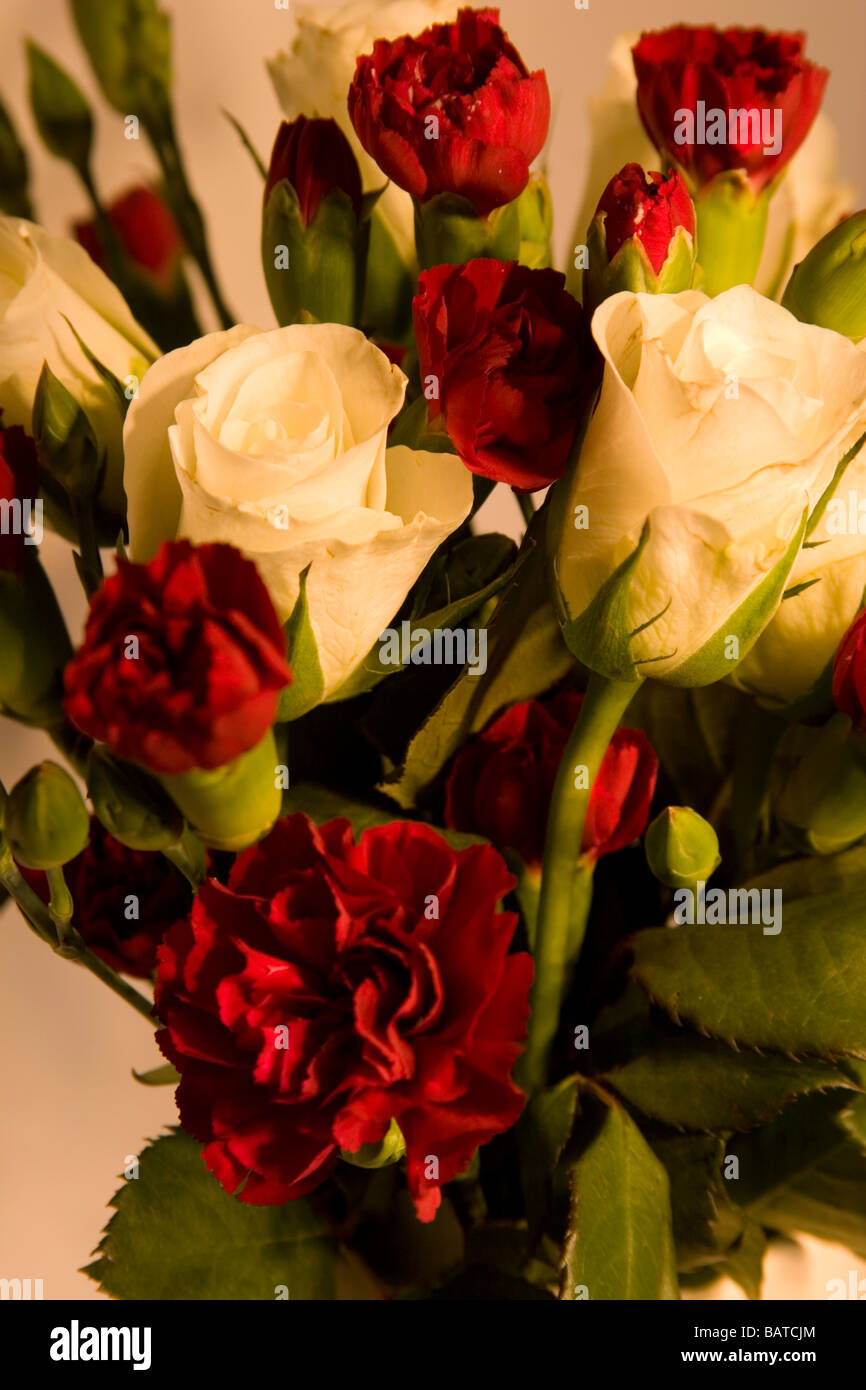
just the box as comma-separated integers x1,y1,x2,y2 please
774,714,866,855
0,96,32,219
782,210,866,343
340,1117,406,1170
645,806,721,890
31,362,101,501
27,42,93,181
87,746,183,851
5,761,90,869
0,557,72,725
161,729,282,852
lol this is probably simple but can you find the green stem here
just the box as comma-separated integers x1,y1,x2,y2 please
519,672,642,1094
70,493,104,598
0,843,155,1025
150,117,234,330
45,864,73,935
49,720,92,779
515,490,536,527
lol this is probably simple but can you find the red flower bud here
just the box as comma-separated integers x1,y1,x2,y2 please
64,541,292,776
0,420,39,573
444,690,658,867
596,164,695,275
264,116,362,225
349,7,550,217
833,610,866,731
75,186,184,291
632,26,828,192
413,258,597,492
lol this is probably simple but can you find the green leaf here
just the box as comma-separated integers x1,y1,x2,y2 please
27,42,93,175
382,516,573,810
84,1129,337,1299
0,96,33,218
519,1077,580,1240
562,1090,679,1300
277,566,324,721
330,534,517,702
746,844,866,903
605,1035,857,1132
651,1132,744,1271
221,108,265,179
70,0,172,130
131,1063,179,1086
751,1130,866,1259
729,1090,855,1209
631,889,866,1058
663,507,809,687
725,1221,768,1300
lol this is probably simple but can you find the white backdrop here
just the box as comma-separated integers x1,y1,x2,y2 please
0,0,864,1300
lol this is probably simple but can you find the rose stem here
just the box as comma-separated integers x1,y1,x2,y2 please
519,672,642,1094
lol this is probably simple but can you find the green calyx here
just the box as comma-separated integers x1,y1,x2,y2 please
694,171,771,296
160,729,282,852
413,192,521,272
583,216,696,316
340,1117,406,1170
262,181,368,328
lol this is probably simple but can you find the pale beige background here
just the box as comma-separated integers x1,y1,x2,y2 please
1,0,864,1300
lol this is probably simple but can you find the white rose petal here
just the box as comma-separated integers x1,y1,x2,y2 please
125,322,472,697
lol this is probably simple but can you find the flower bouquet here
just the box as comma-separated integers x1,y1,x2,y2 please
2,0,866,1305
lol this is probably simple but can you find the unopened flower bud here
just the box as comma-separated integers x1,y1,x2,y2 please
782,210,866,343
5,761,89,869
86,746,183,852
161,730,282,852
645,805,721,890
774,714,866,855
584,164,696,315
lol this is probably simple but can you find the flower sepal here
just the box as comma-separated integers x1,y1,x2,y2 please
160,730,282,852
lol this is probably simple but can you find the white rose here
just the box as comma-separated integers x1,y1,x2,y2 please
568,33,854,301
266,0,456,265
0,216,157,516
124,322,472,697
554,287,866,685
734,451,866,704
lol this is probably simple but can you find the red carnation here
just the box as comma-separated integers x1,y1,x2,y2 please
64,541,292,776
413,258,596,491
0,421,39,573
75,186,184,291
595,163,695,275
632,27,828,192
155,813,531,1222
264,117,362,224
22,819,193,978
833,610,866,731
348,7,550,217
445,690,658,868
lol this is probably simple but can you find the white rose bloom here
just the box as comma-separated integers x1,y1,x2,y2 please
0,217,157,515
734,452,866,704
554,287,866,686
124,322,472,697
267,0,457,265
568,33,854,301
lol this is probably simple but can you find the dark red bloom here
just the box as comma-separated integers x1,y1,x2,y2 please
0,421,39,573
596,163,695,274
264,117,362,224
64,541,292,776
632,27,828,192
445,690,658,868
833,610,866,730
22,819,192,978
413,258,596,491
348,7,550,217
75,186,184,291
155,813,531,1221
